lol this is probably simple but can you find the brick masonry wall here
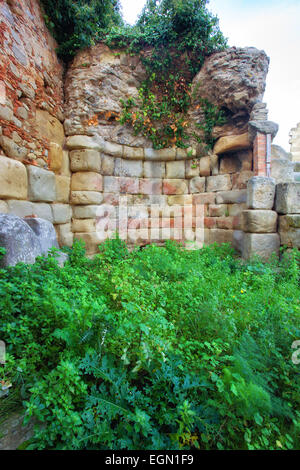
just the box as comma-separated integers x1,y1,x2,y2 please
0,0,73,246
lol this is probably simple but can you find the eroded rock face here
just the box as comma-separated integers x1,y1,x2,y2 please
64,44,270,147
192,47,269,114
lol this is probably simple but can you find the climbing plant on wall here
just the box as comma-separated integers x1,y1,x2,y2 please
40,0,122,62
105,0,228,149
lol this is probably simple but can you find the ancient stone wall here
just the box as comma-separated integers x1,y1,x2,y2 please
290,123,300,162
0,1,298,257
0,0,72,247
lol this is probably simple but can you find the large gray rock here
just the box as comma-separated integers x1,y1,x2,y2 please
24,218,59,254
0,215,64,267
0,214,42,266
242,233,280,260
247,176,276,210
192,47,269,114
275,183,300,214
248,121,279,141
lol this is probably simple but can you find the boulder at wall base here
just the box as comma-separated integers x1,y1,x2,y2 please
0,214,65,267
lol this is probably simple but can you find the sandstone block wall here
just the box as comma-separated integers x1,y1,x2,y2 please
0,0,298,257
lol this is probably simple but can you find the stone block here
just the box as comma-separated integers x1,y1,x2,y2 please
0,155,27,200
271,159,294,183
199,156,211,176
72,205,102,219
144,148,176,161
48,142,63,172
123,146,144,160
232,171,254,190
28,166,56,202
0,136,28,160
219,155,241,174
144,161,166,178
216,190,247,204
32,203,53,222
228,203,247,216
247,176,276,210
102,141,123,157
189,177,206,194
209,229,234,245
166,161,185,179
60,151,71,177
56,223,73,247
193,193,216,205
72,219,96,233
70,149,101,172
55,175,71,203
242,233,280,260
103,176,120,193
163,179,188,195
101,154,115,175
209,204,227,217
238,150,253,171
167,195,193,206
210,154,219,175
242,210,278,233
216,217,234,230
275,183,300,214
119,177,139,194
35,110,65,146
70,191,103,205
279,215,300,248
232,230,244,254
115,158,143,177
74,232,105,254
140,179,163,195
71,172,103,192
0,201,8,213
185,160,199,179
51,204,72,224
8,200,34,218
213,133,251,155
66,135,102,151
207,175,232,192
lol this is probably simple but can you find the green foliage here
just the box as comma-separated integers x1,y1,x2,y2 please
1,241,299,450
40,0,122,61
106,0,228,149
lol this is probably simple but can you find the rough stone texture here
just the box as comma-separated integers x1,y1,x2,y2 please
55,175,71,203
25,218,59,254
247,176,276,210
199,156,211,177
242,210,278,233
189,177,206,194
163,180,188,195
0,214,59,266
233,230,244,254
192,47,269,114
71,172,103,192
48,142,63,172
242,233,280,260
275,183,300,214
271,159,294,183
219,155,241,174
27,166,56,202
144,161,166,178
214,133,251,155
0,200,8,213
70,150,101,172
70,191,103,205
115,158,143,177
166,161,185,179
51,204,72,224
55,222,73,248
0,155,27,199
279,215,300,248
216,190,247,204
248,121,279,141
0,0,64,170
0,411,34,451
207,175,232,192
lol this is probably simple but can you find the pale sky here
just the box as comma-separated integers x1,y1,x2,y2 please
120,0,300,151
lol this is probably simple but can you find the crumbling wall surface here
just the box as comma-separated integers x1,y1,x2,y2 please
0,0,72,246
63,45,274,253
290,122,300,162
